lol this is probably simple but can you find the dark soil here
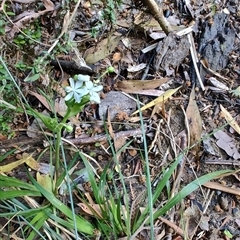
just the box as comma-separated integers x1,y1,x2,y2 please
1,0,240,239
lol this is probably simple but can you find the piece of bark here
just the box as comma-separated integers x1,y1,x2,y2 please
69,128,144,145
50,59,94,75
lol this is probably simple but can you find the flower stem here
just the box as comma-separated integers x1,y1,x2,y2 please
54,130,61,188
54,108,72,193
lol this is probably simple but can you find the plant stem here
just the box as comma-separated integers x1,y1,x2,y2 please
54,130,61,190
62,108,71,124
54,109,71,193
136,95,154,239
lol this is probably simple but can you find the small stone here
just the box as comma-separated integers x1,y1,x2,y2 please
219,196,229,211
232,207,240,218
98,91,136,120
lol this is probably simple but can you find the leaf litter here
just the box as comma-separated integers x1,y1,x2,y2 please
1,0,240,239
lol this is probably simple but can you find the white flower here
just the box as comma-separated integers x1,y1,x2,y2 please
65,78,88,103
77,74,90,82
65,74,103,104
85,81,103,103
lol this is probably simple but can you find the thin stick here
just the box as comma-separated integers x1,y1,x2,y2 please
141,0,173,34
187,33,205,91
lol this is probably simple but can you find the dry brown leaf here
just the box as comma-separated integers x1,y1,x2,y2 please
214,130,240,159
220,104,240,135
208,77,229,91
25,153,41,170
201,59,229,81
123,89,164,96
184,205,200,237
60,10,70,36
128,148,137,156
132,86,181,115
115,78,168,93
12,0,37,3
78,203,104,219
28,91,68,117
203,182,240,196
12,10,35,22
7,0,54,37
186,87,202,152
127,63,146,72
114,135,126,155
107,109,126,161
0,153,40,173
85,35,121,64
107,108,114,139
36,172,52,192
28,90,52,111
112,52,122,62
42,0,54,9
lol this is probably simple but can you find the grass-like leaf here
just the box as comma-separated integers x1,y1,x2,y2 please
0,175,41,199
0,190,41,199
27,170,95,235
0,175,39,191
152,169,234,219
0,205,49,218
132,153,183,232
25,210,49,240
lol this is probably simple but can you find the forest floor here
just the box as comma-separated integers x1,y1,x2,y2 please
1,0,240,239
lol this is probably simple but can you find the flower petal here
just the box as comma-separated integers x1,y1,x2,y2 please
75,88,89,96
75,80,83,89
64,92,73,101
65,86,72,93
73,92,82,103
85,81,93,89
78,74,90,82
90,92,101,103
69,78,75,88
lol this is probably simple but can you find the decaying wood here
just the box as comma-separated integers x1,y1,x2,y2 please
204,159,240,166
69,128,144,145
50,59,94,75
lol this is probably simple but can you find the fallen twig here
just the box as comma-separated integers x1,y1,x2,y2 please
141,0,173,34
204,159,240,166
69,128,144,145
203,181,240,196
187,33,205,91
158,216,184,236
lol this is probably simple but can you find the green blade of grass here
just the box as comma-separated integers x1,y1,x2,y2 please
0,175,39,191
27,170,95,235
81,153,105,204
0,199,47,239
136,94,154,240
152,154,183,203
133,169,234,237
0,148,16,162
103,124,132,237
0,205,49,218
0,190,41,199
152,169,234,219
47,212,83,231
132,152,183,232
56,152,79,188
25,210,49,240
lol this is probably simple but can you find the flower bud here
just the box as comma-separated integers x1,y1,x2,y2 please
107,66,115,73
65,125,73,133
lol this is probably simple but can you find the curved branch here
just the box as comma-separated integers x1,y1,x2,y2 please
141,0,173,34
